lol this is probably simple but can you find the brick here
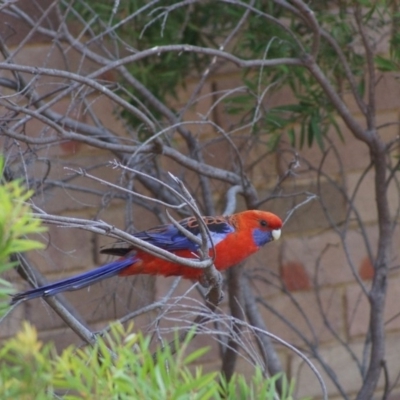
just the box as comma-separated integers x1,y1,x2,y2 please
94,204,164,267
331,111,399,170
7,43,100,97
2,265,22,283
267,85,298,109
346,272,400,338
36,318,130,352
345,283,368,338
5,95,130,161
59,140,83,155
384,273,400,333
376,110,400,141
192,138,243,181
155,275,201,301
227,338,266,377
23,222,94,276
154,290,281,369
291,341,364,398
383,333,400,397
388,172,400,219
326,120,370,172
209,72,297,133
169,79,214,135
66,275,155,325
266,178,347,235
0,1,56,47
279,227,379,288
22,99,88,157
258,286,344,347
227,333,288,378
208,73,252,132
346,159,399,223
1,98,89,160
359,256,374,280
144,300,221,364
278,109,399,180
244,241,282,299
341,90,366,116
30,153,124,214
17,297,71,332
0,305,24,340
3,22,400,387
165,135,279,196
280,261,311,291
13,275,156,336
38,326,86,352
346,170,378,224
2,78,133,169
243,141,279,189
391,224,400,267
233,355,258,377
9,294,70,335
277,121,371,178
153,279,211,332
238,351,288,380
375,74,400,112
294,332,400,397
88,94,132,138
210,60,241,76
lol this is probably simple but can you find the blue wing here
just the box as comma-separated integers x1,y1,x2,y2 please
101,215,235,255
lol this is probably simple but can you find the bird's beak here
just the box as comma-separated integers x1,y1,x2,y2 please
272,229,281,241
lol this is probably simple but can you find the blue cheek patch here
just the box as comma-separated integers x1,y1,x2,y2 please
252,229,273,248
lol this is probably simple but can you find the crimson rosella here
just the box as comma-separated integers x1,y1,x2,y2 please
11,210,282,304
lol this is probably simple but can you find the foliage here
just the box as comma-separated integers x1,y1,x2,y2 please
0,158,45,316
70,0,248,132
70,0,400,148
0,321,297,400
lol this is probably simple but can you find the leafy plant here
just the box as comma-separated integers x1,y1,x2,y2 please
0,157,45,315
0,321,297,399
69,0,399,150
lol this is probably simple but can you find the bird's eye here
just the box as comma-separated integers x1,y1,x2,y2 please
260,219,268,227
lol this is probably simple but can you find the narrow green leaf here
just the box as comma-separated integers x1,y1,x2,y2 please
287,127,296,147
375,55,399,72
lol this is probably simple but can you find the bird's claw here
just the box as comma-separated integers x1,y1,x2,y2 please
198,274,210,288
199,269,223,288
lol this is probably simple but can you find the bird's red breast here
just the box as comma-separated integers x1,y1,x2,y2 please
117,210,282,280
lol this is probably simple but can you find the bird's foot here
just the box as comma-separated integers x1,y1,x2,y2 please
198,274,210,288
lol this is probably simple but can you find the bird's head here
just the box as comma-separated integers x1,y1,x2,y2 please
237,210,282,248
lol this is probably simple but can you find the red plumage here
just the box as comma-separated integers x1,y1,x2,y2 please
11,210,282,304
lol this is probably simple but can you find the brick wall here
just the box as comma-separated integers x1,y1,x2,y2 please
2,8,400,399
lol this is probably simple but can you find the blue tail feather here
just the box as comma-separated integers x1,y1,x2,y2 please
11,258,135,305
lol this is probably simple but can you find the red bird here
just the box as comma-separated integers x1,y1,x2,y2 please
11,210,282,304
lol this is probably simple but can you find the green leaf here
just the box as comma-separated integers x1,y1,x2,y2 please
300,121,306,149
0,156,46,316
183,346,210,364
310,113,324,150
0,321,297,399
375,55,399,72
287,127,296,147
